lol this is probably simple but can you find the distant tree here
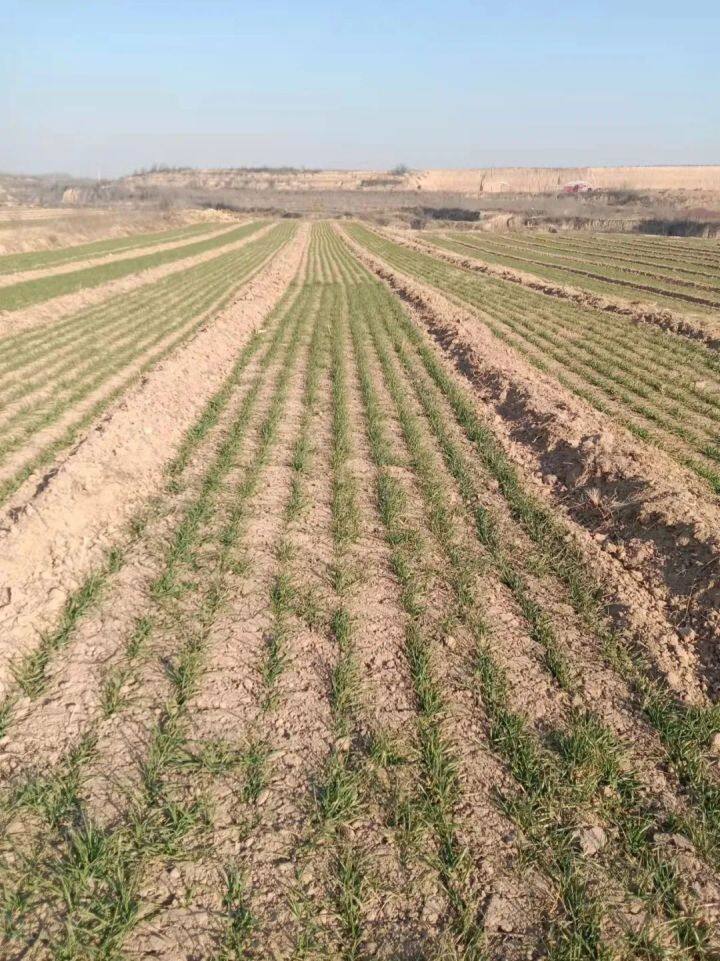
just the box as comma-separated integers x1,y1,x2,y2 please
389,164,410,176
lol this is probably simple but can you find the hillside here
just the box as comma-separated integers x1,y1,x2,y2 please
123,164,720,195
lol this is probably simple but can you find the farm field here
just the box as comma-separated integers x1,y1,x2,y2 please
425,229,720,316
0,221,223,276
0,221,265,313
1,220,720,960
347,224,720,494
0,220,291,504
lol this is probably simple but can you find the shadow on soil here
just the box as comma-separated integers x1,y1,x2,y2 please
382,271,720,699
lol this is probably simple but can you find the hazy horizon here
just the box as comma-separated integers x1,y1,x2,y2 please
3,0,719,179
5,161,720,184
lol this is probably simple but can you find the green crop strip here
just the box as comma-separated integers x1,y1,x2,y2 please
370,285,576,692
351,257,720,869
257,286,326,716
307,269,368,960
361,229,720,389
0,288,296,737
451,229,720,281
347,225,720,493
1,268,302,749
0,223,283,380
216,287,332,957
347,283,490,958
357,230,720,397
0,265,313,958
232,227,415,957
0,221,223,276
450,230,720,283
338,225,720,943
0,221,266,312
222,226,444,960
349,280,616,957
71,230,329,958
429,233,720,312
342,226,720,844
212,227,377,956
350,267,715,957
517,230,720,274
0,223,294,505
0,260,306,896
0,255,254,412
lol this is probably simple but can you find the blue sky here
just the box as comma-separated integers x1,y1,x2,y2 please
2,0,718,176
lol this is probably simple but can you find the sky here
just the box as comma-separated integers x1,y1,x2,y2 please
2,0,719,177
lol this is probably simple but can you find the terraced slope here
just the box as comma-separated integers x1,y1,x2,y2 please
0,221,224,276
428,230,720,314
0,221,293,504
0,216,93,232
0,221,265,312
347,224,720,494
1,224,718,960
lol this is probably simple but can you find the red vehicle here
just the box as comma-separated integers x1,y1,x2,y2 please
562,180,593,194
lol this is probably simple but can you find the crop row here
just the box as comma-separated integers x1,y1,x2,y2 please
531,230,720,270
0,227,496,955
448,228,720,283
350,224,720,493
0,240,320,957
1,224,718,957
337,230,720,954
0,227,410,957
0,220,265,312
0,221,294,505
344,220,720,852
429,231,720,314
504,229,720,278
0,220,222,276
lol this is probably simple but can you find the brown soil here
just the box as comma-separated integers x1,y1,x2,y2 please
0,225,309,699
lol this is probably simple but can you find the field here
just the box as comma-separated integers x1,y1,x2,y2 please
1,213,720,960
426,231,720,315
0,222,221,276
0,221,290,503
348,225,720,494
0,222,264,312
